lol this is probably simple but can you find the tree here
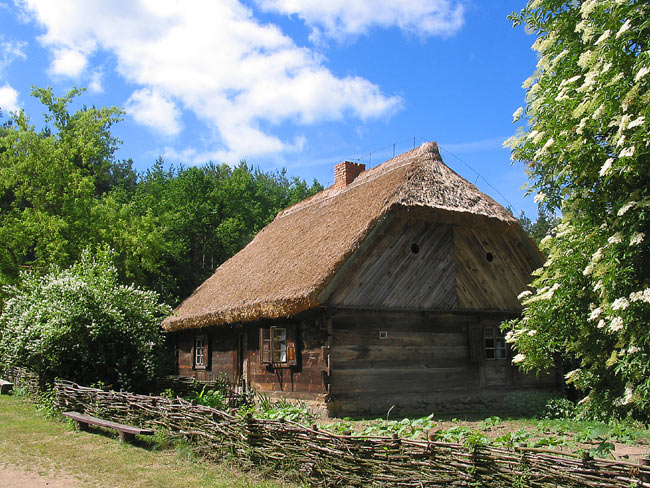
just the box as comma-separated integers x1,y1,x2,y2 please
518,208,560,246
0,248,171,391
0,87,126,284
505,0,650,418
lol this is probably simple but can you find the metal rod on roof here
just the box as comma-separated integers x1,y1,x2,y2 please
393,143,395,158
413,137,416,149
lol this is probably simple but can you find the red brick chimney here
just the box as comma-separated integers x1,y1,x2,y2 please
334,161,365,188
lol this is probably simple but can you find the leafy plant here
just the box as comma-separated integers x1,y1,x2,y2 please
0,248,171,391
543,398,578,420
505,0,650,420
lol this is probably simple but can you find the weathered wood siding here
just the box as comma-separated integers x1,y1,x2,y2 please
176,327,237,382
454,225,541,311
328,310,557,416
330,218,457,309
246,318,328,399
174,314,329,400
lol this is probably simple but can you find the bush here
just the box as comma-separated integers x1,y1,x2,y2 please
0,248,171,391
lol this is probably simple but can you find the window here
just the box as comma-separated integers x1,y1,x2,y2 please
194,334,208,369
484,327,506,360
260,326,297,366
272,327,287,362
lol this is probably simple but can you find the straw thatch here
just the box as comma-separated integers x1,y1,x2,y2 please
162,142,518,332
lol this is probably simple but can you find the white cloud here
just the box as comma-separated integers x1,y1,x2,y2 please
125,88,181,137
48,47,86,77
0,83,20,113
19,0,402,159
256,0,465,41
88,68,103,93
0,38,27,73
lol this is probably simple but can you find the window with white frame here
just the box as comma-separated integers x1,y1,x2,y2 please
194,334,208,369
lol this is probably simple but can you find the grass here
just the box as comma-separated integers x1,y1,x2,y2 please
0,394,297,488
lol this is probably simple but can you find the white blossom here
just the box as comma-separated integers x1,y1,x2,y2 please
608,316,624,332
617,201,637,216
592,103,605,120
512,353,526,364
622,385,634,405
628,346,640,354
616,19,631,38
595,29,610,45
591,247,604,262
588,307,602,322
635,67,650,82
607,233,623,245
628,116,645,129
534,192,546,203
583,263,595,276
578,50,593,68
611,297,629,310
619,146,635,158
599,158,614,177
597,319,606,329
528,329,537,336
630,233,645,246
512,106,524,122
630,288,650,303
517,290,533,300
565,369,581,382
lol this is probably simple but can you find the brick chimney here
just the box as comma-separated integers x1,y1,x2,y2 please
334,161,365,188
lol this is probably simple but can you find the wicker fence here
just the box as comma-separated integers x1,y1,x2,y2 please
53,380,650,488
3,366,40,394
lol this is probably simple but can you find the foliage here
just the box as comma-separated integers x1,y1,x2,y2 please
0,248,171,391
0,87,323,305
0,87,127,287
505,0,650,418
518,208,561,246
543,398,578,420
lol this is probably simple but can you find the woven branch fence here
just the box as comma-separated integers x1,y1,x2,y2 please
3,366,40,394
53,380,650,488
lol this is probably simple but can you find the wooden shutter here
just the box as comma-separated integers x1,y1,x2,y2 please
468,324,483,363
260,327,271,364
286,324,298,366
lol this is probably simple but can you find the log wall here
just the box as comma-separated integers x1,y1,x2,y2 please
328,309,557,416
174,313,329,401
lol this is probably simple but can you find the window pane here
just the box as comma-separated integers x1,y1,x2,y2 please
485,338,495,348
272,327,287,363
485,349,495,359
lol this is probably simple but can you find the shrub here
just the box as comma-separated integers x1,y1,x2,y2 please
0,248,171,391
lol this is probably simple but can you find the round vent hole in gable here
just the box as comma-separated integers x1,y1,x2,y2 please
486,252,494,262
411,243,420,254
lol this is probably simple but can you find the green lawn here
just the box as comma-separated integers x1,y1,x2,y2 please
0,394,296,488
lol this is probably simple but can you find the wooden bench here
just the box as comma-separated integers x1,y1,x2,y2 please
62,411,154,443
0,379,13,394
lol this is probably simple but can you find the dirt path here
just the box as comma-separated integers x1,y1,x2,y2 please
0,463,94,488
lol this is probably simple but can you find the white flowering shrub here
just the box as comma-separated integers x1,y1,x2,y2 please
0,249,171,391
505,1,650,418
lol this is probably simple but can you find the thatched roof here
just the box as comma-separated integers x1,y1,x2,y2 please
162,142,518,331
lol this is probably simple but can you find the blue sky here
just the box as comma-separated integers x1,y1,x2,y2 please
0,0,540,218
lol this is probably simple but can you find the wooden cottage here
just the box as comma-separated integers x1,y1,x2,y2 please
162,142,557,416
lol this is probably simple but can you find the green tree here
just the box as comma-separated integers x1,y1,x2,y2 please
0,87,126,285
0,248,171,391
518,209,560,246
505,0,650,417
